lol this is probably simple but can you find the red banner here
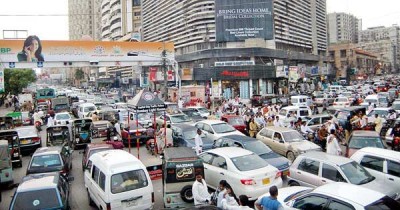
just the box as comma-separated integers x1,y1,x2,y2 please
149,67,157,81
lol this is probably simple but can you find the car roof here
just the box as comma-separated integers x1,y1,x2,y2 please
197,120,226,125
372,107,392,111
351,130,380,137
87,143,114,150
164,147,198,160
206,147,253,158
15,125,36,131
90,150,143,171
18,172,60,192
264,127,296,132
79,103,95,106
221,115,242,118
282,106,310,110
356,147,400,160
222,134,257,142
55,112,70,115
172,124,196,130
34,146,62,155
313,182,384,206
298,151,353,165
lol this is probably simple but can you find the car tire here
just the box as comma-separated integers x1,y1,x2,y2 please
289,181,300,186
286,151,296,163
180,185,194,203
88,190,95,206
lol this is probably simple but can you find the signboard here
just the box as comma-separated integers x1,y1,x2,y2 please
289,66,299,82
215,0,274,42
0,37,174,63
146,164,162,180
215,60,255,66
0,68,4,93
276,66,288,78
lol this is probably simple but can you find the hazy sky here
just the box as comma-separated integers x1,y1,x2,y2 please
0,0,400,40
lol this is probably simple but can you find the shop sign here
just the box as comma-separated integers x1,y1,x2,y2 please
220,70,249,77
289,66,299,82
215,60,255,66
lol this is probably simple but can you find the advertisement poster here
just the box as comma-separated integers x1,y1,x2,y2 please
215,0,274,42
289,66,299,82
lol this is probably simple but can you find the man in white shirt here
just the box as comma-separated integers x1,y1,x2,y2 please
300,121,314,135
114,121,122,140
326,129,342,156
178,98,184,109
166,124,173,147
47,114,55,127
194,129,203,155
273,116,283,127
192,173,211,205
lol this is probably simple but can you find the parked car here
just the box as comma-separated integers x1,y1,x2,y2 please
255,183,400,210
220,115,247,135
199,147,282,201
81,143,114,171
351,147,400,192
54,112,72,125
302,114,331,131
26,146,73,175
313,94,335,106
194,120,245,141
16,125,41,154
256,127,321,162
181,108,206,122
185,106,210,118
333,97,351,108
392,101,400,113
9,172,73,210
346,130,386,157
287,152,399,199
213,135,290,176
156,113,193,128
171,124,214,151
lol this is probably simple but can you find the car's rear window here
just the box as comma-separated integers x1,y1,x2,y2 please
230,154,267,171
349,137,384,149
111,169,149,194
12,189,61,209
31,154,62,168
365,196,400,210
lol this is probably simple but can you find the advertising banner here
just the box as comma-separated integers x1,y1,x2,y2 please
215,0,274,42
0,68,4,93
0,37,174,63
289,66,299,82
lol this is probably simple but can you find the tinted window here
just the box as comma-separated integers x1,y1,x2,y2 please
211,123,236,133
212,156,227,169
92,166,100,183
387,160,400,177
31,154,62,168
12,189,61,209
360,156,384,172
299,110,310,116
99,171,106,191
230,154,267,171
111,169,148,194
327,200,354,210
322,164,346,182
200,153,214,164
298,158,320,175
293,195,328,210
309,118,320,126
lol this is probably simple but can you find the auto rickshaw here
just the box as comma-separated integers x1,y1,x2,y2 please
162,147,204,209
0,130,22,168
6,112,23,127
0,140,13,184
46,125,71,147
72,119,92,149
0,116,14,130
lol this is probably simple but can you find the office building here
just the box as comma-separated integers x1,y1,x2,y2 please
327,12,362,44
68,0,102,40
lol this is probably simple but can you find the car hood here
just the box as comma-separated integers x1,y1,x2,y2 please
185,136,215,150
289,141,321,152
361,179,399,199
259,152,290,171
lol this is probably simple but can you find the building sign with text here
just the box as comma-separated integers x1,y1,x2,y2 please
215,0,274,42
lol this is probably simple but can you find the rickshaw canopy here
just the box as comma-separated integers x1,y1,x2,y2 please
0,130,19,147
0,116,14,130
73,119,92,131
46,125,71,147
0,140,11,169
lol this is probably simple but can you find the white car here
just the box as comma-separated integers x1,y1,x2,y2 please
255,183,400,210
199,147,282,201
351,147,400,194
54,112,72,125
194,120,245,141
186,106,210,118
332,97,350,108
366,107,393,123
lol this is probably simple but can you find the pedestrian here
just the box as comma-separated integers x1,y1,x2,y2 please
165,124,173,147
192,173,211,205
326,129,342,156
114,120,122,141
157,124,167,153
249,117,258,138
255,186,283,210
374,114,383,134
212,180,228,208
178,97,184,109
194,129,203,155
273,116,283,128
220,184,239,209
47,113,55,127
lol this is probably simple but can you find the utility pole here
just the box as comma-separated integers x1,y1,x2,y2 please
162,46,168,101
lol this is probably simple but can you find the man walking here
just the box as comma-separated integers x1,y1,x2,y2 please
194,129,203,155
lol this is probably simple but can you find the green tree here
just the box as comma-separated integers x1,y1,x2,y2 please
1,68,37,99
75,68,85,80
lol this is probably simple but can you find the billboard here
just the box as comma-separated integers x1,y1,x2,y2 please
0,36,174,64
215,0,274,42
289,66,299,82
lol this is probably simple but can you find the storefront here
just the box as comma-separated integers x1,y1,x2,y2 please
193,65,277,99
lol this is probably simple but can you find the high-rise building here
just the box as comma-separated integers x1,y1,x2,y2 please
68,0,102,40
327,12,362,44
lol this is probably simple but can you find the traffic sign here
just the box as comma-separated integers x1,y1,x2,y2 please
8,62,15,68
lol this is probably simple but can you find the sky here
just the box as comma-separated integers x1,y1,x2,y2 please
0,0,400,40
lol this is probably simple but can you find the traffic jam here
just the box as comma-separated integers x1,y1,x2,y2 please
1,76,400,210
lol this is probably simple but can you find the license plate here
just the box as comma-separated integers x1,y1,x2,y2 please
21,140,30,144
262,178,270,185
124,200,138,207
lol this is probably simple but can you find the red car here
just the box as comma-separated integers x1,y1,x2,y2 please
81,143,114,171
221,115,247,135
377,85,388,92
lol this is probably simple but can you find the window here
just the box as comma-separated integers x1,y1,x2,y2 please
298,158,320,175
322,164,346,182
134,12,141,16
387,160,400,177
360,156,384,172
231,154,267,171
200,153,214,164
111,169,148,194
212,155,227,169
87,160,93,173
92,166,100,183
309,118,320,126
203,124,213,133
12,189,60,209
327,200,355,210
99,171,106,191
293,195,328,210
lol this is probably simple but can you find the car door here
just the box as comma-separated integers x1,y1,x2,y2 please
358,155,385,183
258,129,278,153
326,198,355,210
209,154,228,190
292,157,321,187
203,124,217,140
272,132,286,155
385,159,400,190
199,153,215,187
320,163,346,186
307,117,321,131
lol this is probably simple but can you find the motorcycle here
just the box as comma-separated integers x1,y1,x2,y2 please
393,137,400,151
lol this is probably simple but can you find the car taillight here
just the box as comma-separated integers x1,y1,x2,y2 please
275,171,282,179
32,137,40,142
106,203,111,210
333,103,337,105
5,172,9,177
152,192,155,203
240,179,255,185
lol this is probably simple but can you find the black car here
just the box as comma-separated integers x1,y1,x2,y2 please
181,108,206,122
171,124,214,151
27,146,73,175
213,135,291,175
9,172,73,210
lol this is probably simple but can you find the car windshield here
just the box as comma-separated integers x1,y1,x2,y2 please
17,128,37,137
340,161,374,185
283,189,314,202
230,154,268,171
212,123,236,133
378,98,388,103
197,107,209,113
170,115,191,123
31,154,62,168
84,106,96,112
349,136,384,149
282,131,305,142
12,189,61,209
365,99,378,104
392,103,400,110
111,169,149,194
368,110,388,117
56,114,70,120
337,111,349,120
228,117,245,125
244,141,272,155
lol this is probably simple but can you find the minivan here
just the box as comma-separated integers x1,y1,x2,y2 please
84,150,154,210
290,95,310,107
328,85,344,94
278,106,312,126
77,103,96,119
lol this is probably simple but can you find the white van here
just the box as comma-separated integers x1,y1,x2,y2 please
278,106,312,126
328,85,345,94
85,150,154,210
360,95,379,107
78,102,97,119
290,95,310,107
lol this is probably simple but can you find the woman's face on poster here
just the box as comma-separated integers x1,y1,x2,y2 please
30,39,39,52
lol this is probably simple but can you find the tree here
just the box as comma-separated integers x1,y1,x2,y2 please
75,68,85,81
1,68,37,100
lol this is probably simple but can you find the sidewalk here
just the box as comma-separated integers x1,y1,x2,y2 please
0,106,14,116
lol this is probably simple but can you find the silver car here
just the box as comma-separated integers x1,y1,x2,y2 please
288,152,399,200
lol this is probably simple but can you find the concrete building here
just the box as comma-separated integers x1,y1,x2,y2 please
358,25,400,72
68,0,102,41
141,0,329,100
327,12,362,44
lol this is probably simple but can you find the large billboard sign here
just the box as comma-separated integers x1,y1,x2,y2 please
215,0,274,42
0,36,174,67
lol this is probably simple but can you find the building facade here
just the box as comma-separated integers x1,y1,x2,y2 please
68,0,102,40
327,12,362,44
